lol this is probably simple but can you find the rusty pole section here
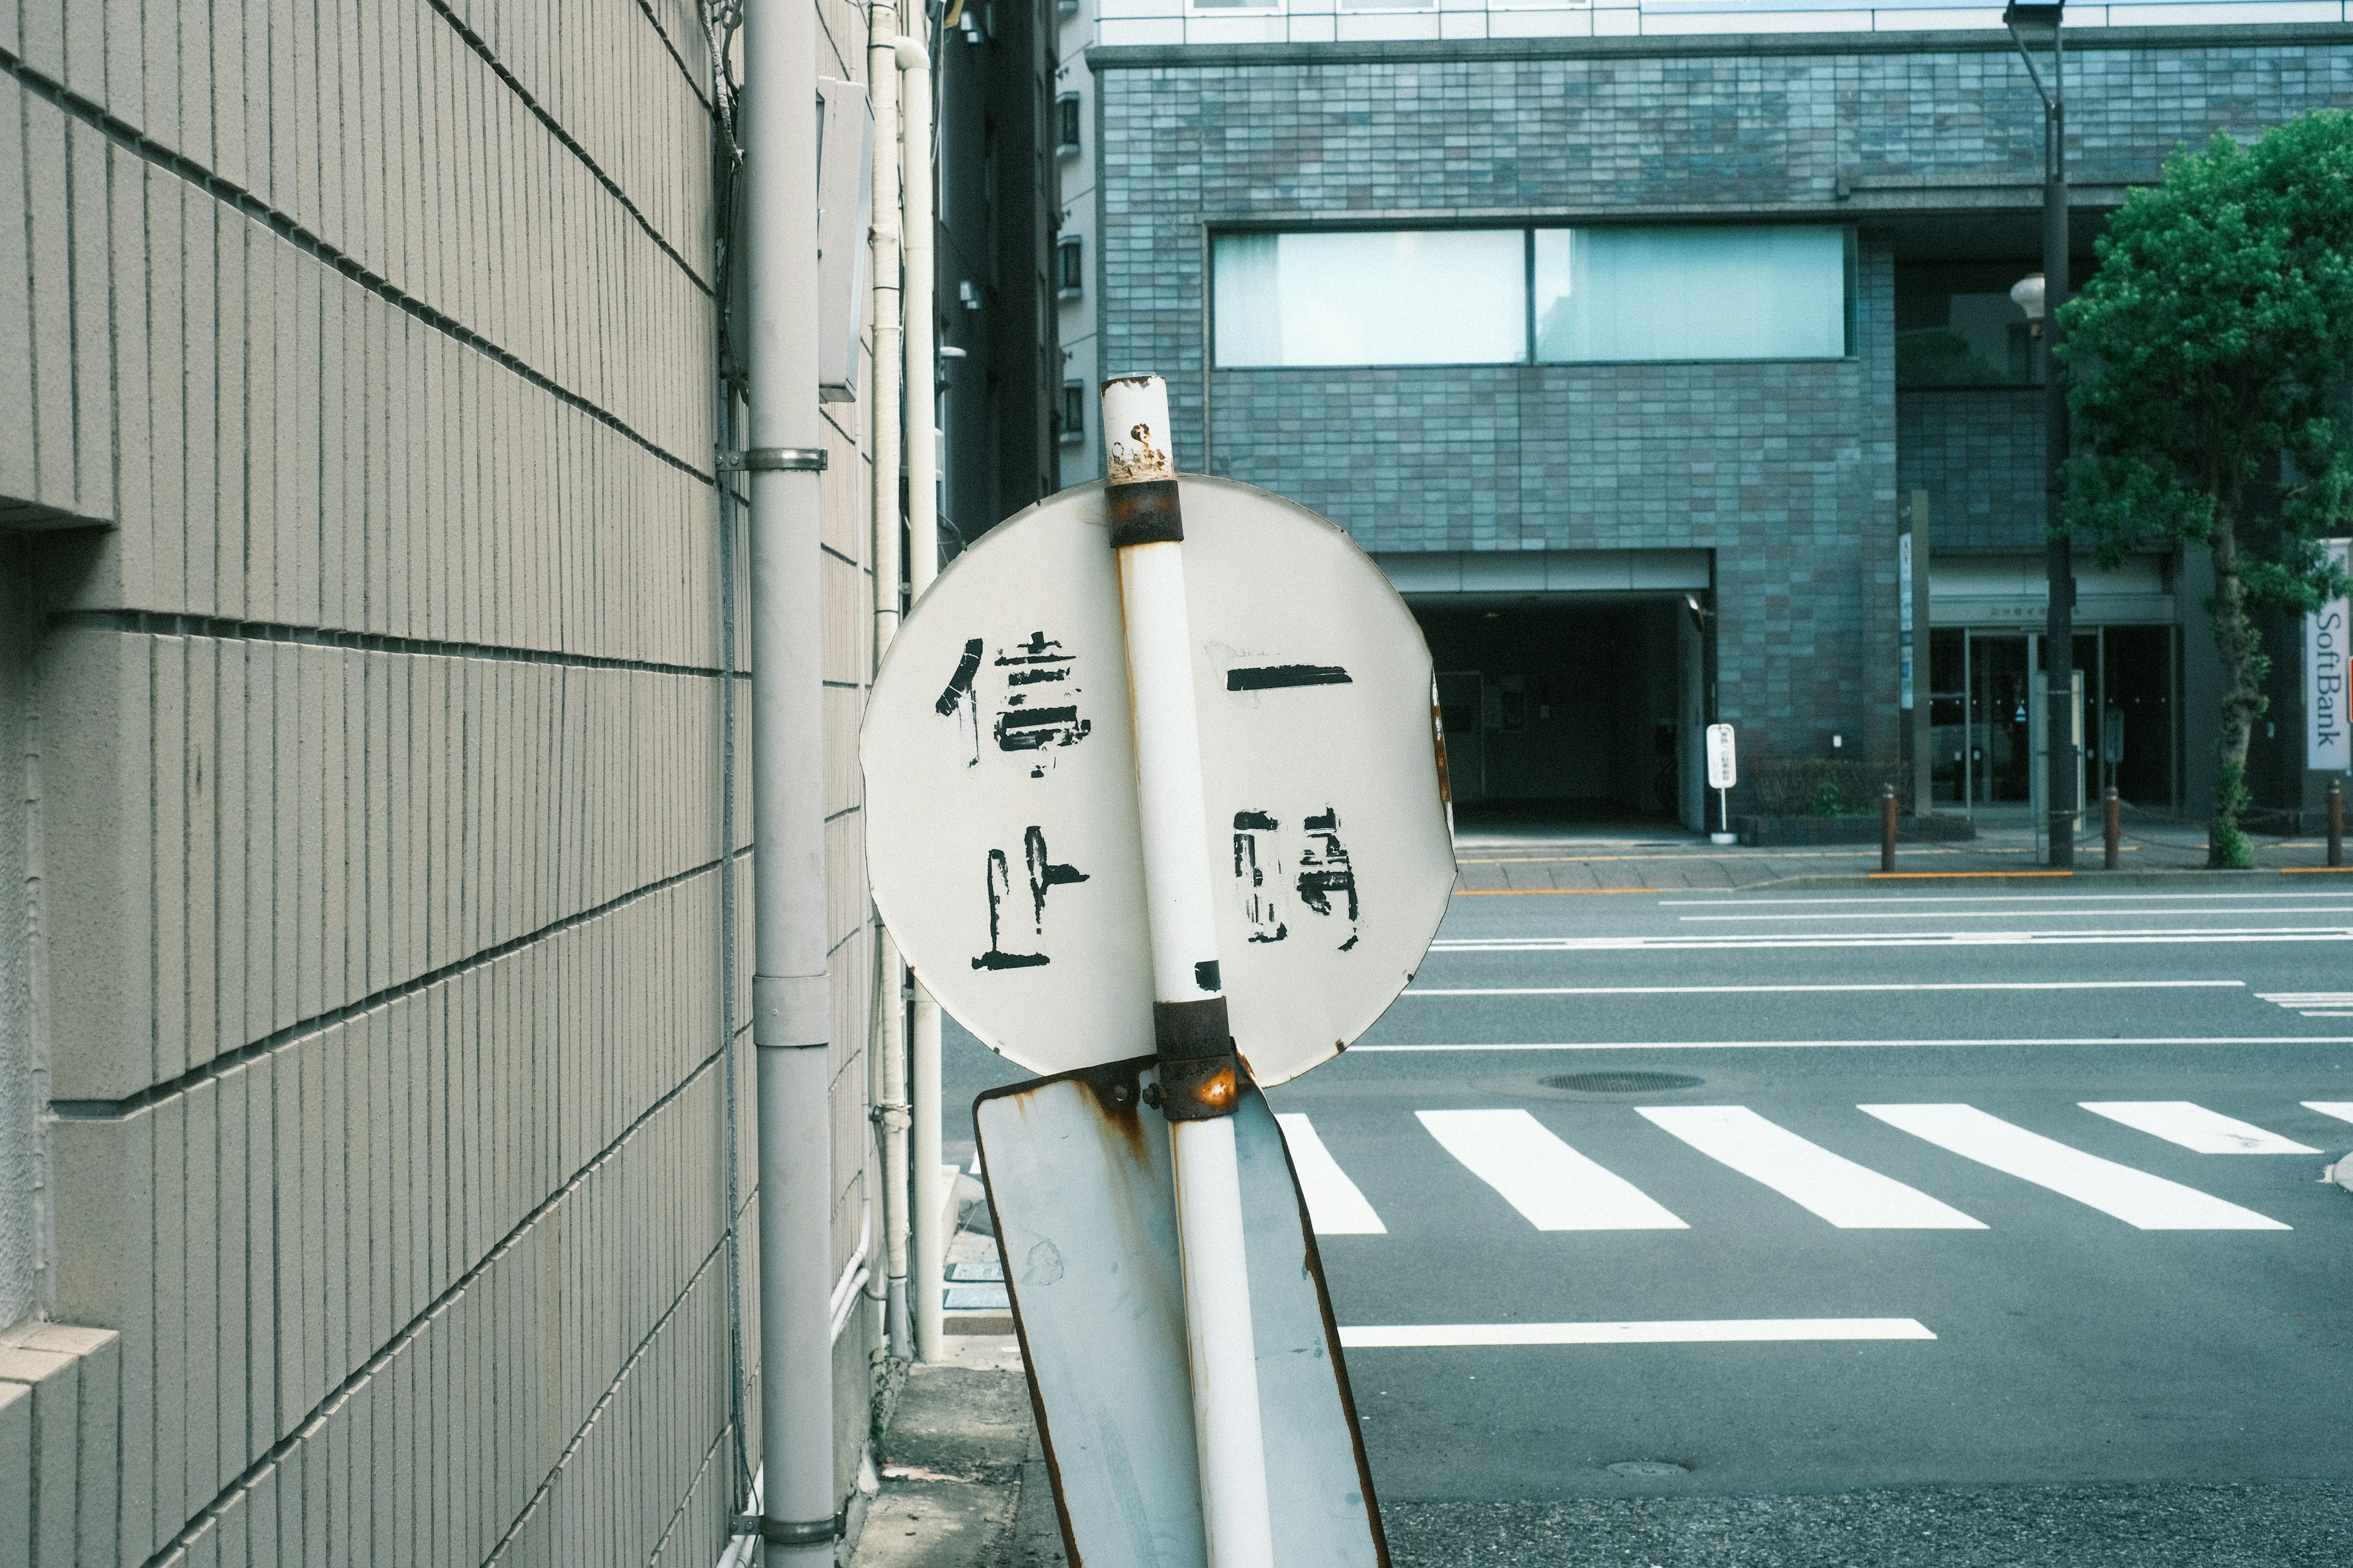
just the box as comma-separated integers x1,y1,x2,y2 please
2104,785,2122,870
1102,374,1278,1568
2328,778,2344,869
1879,784,1898,874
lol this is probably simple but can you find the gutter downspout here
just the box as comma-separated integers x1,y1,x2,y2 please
743,0,837,1559
868,0,914,1364
892,30,947,1365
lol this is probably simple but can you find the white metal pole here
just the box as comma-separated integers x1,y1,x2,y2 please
743,0,836,1557
868,0,914,1365
895,31,948,1364
1101,374,1277,1568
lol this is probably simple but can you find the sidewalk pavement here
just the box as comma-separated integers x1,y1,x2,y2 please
849,1336,1067,1568
1450,813,2347,894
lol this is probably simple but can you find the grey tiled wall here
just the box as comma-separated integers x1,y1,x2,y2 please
1095,30,2353,760
1898,389,2049,554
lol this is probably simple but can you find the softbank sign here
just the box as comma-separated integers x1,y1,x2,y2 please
2311,539,2352,771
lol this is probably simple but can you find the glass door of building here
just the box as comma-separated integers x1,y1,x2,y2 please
1968,634,2033,807
1930,625,2176,814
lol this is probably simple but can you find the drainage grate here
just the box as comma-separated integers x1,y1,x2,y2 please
1543,1071,1705,1094
1606,1461,1690,1477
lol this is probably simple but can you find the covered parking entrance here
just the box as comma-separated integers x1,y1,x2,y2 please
1377,550,1711,833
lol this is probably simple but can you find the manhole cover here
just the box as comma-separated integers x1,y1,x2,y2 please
1542,1071,1705,1094
1607,1461,1689,1477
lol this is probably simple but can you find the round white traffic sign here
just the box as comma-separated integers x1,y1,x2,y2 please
862,476,1455,1085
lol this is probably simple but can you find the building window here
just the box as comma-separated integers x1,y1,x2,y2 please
1213,225,1853,369
1056,237,1083,298
1211,230,1528,368
1056,93,1081,154
1061,380,1086,444
1895,262,2042,387
1532,226,1851,362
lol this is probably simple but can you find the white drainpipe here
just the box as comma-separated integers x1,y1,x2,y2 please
892,30,948,1365
743,0,836,1559
868,0,915,1363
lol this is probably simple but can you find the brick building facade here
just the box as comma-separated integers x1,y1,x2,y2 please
1058,8,2353,826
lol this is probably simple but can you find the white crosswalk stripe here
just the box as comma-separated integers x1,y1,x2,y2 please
1274,1113,1387,1235
2258,991,2353,1017
2305,1101,2353,1125
1859,1104,2289,1230
2077,1101,2318,1154
1417,1109,1686,1230
1637,1105,1984,1228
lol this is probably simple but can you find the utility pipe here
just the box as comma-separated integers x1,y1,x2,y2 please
1102,374,1278,1568
893,30,948,1365
743,0,836,1559
868,0,914,1363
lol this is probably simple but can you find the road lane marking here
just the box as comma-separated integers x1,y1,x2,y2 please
1401,981,2245,998
1858,1104,2290,1229
2259,991,2353,1017
1637,1107,1985,1228
1352,1037,2353,1053
2304,1102,2353,1124
1664,892,2353,906
1417,1109,1687,1230
1339,1318,1937,1348
2077,1101,2320,1154
1681,908,2352,922
1273,1113,1387,1234
1426,928,2353,951
1454,887,1663,896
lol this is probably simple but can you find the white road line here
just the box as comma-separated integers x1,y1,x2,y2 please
2304,1102,2353,1125
1273,1113,1387,1235
1401,981,2244,998
1428,928,2353,952
2258,992,2353,1018
1339,1319,1938,1349
1664,892,2353,906
1352,1037,2353,1053
1683,907,2349,922
1858,1104,2290,1230
1417,1109,1687,1230
1637,1107,1985,1229
2077,1101,2319,1154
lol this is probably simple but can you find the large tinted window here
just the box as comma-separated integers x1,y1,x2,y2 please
1211,230,1529,368
1213,226,1854,369
1895,262,2040,387
1533,225,1850,362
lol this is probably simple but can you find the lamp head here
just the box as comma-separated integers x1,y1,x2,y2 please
2003,0,2063,42
2010,271,2047,327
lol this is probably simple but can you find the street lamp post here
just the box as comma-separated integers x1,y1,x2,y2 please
2007,0,2075,866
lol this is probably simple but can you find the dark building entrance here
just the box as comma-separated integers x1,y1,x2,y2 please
1416,598,1701,833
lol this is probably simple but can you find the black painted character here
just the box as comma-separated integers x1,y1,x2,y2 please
1230,808,1359,951
974,827,1090,971
1232,810,1289,944
934,632,1093,776
1295,809,1360,952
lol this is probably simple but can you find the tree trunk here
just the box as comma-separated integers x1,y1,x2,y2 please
2207,519,2263,868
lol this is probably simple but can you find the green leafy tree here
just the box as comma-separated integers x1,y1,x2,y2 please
2058,109,2353,867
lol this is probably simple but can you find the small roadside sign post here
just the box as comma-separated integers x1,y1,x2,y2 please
861,376,1452,1566
1706,722,1738,844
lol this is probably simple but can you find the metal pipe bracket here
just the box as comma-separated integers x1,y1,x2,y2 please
1148,996,1241,1120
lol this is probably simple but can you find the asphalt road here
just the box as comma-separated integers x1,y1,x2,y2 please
942,879,2353,1563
